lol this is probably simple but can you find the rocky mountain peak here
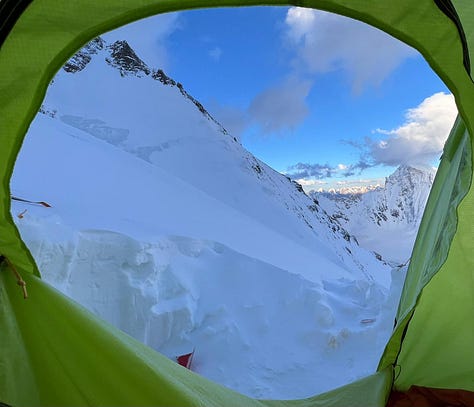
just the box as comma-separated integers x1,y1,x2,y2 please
58,37,231,137
105,40,151,77
63,37,105,73
314,165,436,263
386,165,435,188
63,37,151,78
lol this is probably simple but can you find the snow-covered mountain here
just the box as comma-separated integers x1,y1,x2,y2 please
10,36,398,399
314,165,436,265
320,184,382,195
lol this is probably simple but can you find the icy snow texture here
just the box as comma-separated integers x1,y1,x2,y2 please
10,37,401,399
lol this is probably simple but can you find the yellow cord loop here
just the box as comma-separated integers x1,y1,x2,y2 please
5,258,28,299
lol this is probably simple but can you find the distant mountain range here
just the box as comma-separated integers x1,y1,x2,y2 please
315,184,382,195
312,165,436,265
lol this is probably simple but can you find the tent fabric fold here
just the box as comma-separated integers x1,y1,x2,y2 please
2,1,474,406
0,263,393,407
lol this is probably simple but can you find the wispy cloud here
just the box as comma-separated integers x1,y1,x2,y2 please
211,7,418,139
285,160,373,181
248,77,313,133
284,7,417,93
212,76,312,137
213,7,419,139
285,162,338,179
208,46,222,62
248,77,312,133
103,13,181,69
341,160,374,177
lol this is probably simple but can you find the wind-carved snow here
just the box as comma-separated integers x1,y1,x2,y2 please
16,210,405,399
11,36,401,399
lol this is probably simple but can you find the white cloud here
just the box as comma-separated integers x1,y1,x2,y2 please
209,76,312,138
103,12,181,69
248,77,312,133
284,93,456,187
295,178,328,193
211,76,312,137
367,92,457,166
296,178,327,186
285,162,337,179
284,7,417,92
208,46,222,62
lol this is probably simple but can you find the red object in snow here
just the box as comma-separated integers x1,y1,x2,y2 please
176,349,195,370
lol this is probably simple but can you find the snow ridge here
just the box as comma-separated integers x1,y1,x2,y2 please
314,165,435,264
60,37,229,136
12,36,397,399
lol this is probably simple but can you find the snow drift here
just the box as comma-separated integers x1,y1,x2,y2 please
10,36,401,399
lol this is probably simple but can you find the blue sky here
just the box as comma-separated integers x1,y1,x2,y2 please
111,6,457,192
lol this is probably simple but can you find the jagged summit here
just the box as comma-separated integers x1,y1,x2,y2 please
60,36,229,135
64,37,150,77
314,165,436,264
63,37,105,73
386,164,435,187
382,165,435,225
106,39,151,77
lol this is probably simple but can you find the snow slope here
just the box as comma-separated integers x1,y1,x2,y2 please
314,165,435,264
10,37,398,399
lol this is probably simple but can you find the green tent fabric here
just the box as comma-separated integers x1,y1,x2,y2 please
0,260,393,407
1,0,474,406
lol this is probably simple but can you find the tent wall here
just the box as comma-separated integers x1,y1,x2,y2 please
376,109,474,392
2,0,474,405
0,262,39,406
392,122,474,391
379,1,474,392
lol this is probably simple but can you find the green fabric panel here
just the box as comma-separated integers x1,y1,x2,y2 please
378,117,472,370
452,0,474,80
395,182,474,391
396,117,471,322
1,0,474,404
0,262,39,406
264,368,393,407
1,268,270,407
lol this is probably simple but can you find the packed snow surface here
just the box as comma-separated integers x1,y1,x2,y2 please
10,37,406,399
